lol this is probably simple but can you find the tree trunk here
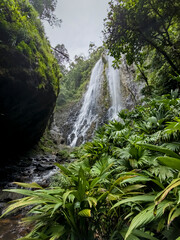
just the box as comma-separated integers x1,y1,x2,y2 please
140,32,180,76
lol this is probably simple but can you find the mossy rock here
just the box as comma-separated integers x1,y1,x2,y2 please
0,0,61,161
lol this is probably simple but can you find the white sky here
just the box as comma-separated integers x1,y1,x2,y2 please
43,0,109,60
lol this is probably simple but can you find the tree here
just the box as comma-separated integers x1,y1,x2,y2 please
53,44,69,64
29,0,61,26
53,44,69,75
104,0,180,75
88,42,97,56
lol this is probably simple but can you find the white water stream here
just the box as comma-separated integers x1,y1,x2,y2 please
68,58,104,146
106,55,123,119
68,54,124,147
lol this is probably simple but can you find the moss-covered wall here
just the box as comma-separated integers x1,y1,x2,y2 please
0,0,61,160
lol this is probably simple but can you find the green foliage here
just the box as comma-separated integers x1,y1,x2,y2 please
3,0,180,238
29,0,61,26
125,202,168,239
57,47,104,106
0,0,61,96
2,94,180,239
34,130,59,154
104,0,180,94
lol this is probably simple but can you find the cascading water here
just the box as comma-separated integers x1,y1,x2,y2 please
68,58,104,146
68,54,125,147
106,55,124,119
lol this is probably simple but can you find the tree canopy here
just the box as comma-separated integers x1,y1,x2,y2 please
29,0,61,26
104,0,180,75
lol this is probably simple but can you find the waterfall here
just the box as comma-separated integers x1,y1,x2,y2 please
68,54,125,147
68,58,104,146
106,55,124,119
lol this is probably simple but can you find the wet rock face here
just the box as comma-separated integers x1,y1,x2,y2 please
0,0,60,163
120,58,144,110
0,154,64,212
54,100,83,144
0,48,57,163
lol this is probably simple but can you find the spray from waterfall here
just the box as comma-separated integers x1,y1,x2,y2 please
68,54,124,147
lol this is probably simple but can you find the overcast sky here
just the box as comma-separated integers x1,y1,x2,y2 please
44,0,109,60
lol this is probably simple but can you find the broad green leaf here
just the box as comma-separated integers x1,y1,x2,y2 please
63,190,74,207
157,156,180,170
90,177,101,189
111,195,155,209
121,176,152,185
38,193,61,202
124,211,135,220
165,118,180,134
74,201,81,209
125,201,167,239
155,178,180,205
13,182,43,189
178,190,180,204
120,229,140,240
1,197,46,218
3,188,35,196
123,184,146,193
50,202,63,217
55,163,72,175
68,193,75,203
78,209,91,217
168,207,180,226
110,175,137,191
49,225,65,240
107,193,121,201
138,143,180,159
132,229,158,240
36,188,64,195
121,228,158,240
97,191,109,203
77,167,87,202
86,197,97,208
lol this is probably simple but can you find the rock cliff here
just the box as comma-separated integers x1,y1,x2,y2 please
0,0,60,160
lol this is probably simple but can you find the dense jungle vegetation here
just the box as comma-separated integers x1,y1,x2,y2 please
1,0,180,240
0,0,61,94
104,0,180,95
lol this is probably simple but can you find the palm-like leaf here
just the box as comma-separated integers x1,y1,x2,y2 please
155,178,180,206
164,117,180,134
90,156,114,177
111,195,155,209
138,143,180,159
157,156,180,171
125,201,168,240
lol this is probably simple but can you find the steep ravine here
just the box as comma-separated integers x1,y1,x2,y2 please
0,53,143,239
